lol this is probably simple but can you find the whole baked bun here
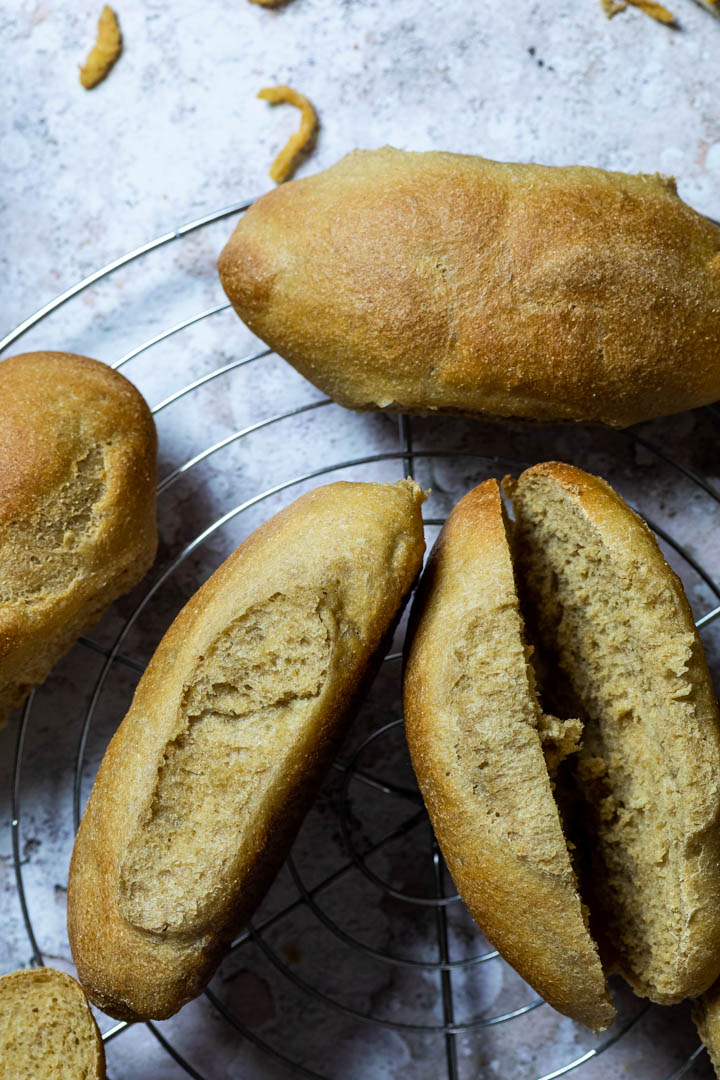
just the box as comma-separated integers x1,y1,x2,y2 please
219,146,720,427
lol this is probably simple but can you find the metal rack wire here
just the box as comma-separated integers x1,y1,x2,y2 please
4,199,720,1080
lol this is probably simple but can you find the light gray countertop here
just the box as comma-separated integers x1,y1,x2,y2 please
2,2,720,1078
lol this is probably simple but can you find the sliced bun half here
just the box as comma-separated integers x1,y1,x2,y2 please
403,478,614,1031
510,462,720,1005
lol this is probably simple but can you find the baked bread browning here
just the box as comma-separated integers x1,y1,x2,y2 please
218,146,720,427
68,479,425,1021
0,967,106,1079
694,982,720,1077
402,480,614,1031
0,352,157,726
510,463,720,1004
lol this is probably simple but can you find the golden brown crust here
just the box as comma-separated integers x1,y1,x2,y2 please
68,479,425,1021
403,480,614,1031
512,462,720,1004
0,968,106,1078
0,351,157,726
219,146,720,427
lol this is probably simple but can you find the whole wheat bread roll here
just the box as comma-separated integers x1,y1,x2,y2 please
403,479,614,1031
68,479,425,1021
218,146,720,427
0,351,157,726
510,463,720,1005
0,967,106,1079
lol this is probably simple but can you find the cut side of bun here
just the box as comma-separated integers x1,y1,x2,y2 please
0,967,106,1079
404,464,720,1028
510,463,720,1005
68,479,426,1021
0,351,157,726
403,479,614,1031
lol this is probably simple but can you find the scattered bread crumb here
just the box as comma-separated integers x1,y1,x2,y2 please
249,0,291,5
258,85,318,184
79,6,122,89
601,0,676,19
625,0,676,21
692,0,719,12
629,0,676,20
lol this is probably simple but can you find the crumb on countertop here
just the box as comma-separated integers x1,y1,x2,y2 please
258,85,318,184
79,6,122,89
602,0,628,16
602,0,676,22
627,0,676,22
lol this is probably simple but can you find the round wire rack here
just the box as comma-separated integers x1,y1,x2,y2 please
3,198,720,1080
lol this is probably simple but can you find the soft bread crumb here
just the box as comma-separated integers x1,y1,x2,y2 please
120,588,333,934
0,968,105,1078
537,713,583,776
403,479,613,1030
120,481,426,937
501,475,518,499
79,7,122,89
258,85,318,183
397,476,428,506
512,463,720,1003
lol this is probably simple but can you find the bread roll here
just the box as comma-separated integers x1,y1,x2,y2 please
403,479,614,1031
0,351,157,725
218,146,720,427
0,967,106,1079
510,463,720,1004
694,982,720,1077
68,479,425,1021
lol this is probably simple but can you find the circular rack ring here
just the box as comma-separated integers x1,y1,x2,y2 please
5,197,719,1080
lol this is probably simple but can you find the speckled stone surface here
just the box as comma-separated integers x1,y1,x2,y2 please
2,2,720,1078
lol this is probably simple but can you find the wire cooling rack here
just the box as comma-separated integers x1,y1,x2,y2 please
3,198,720,1080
